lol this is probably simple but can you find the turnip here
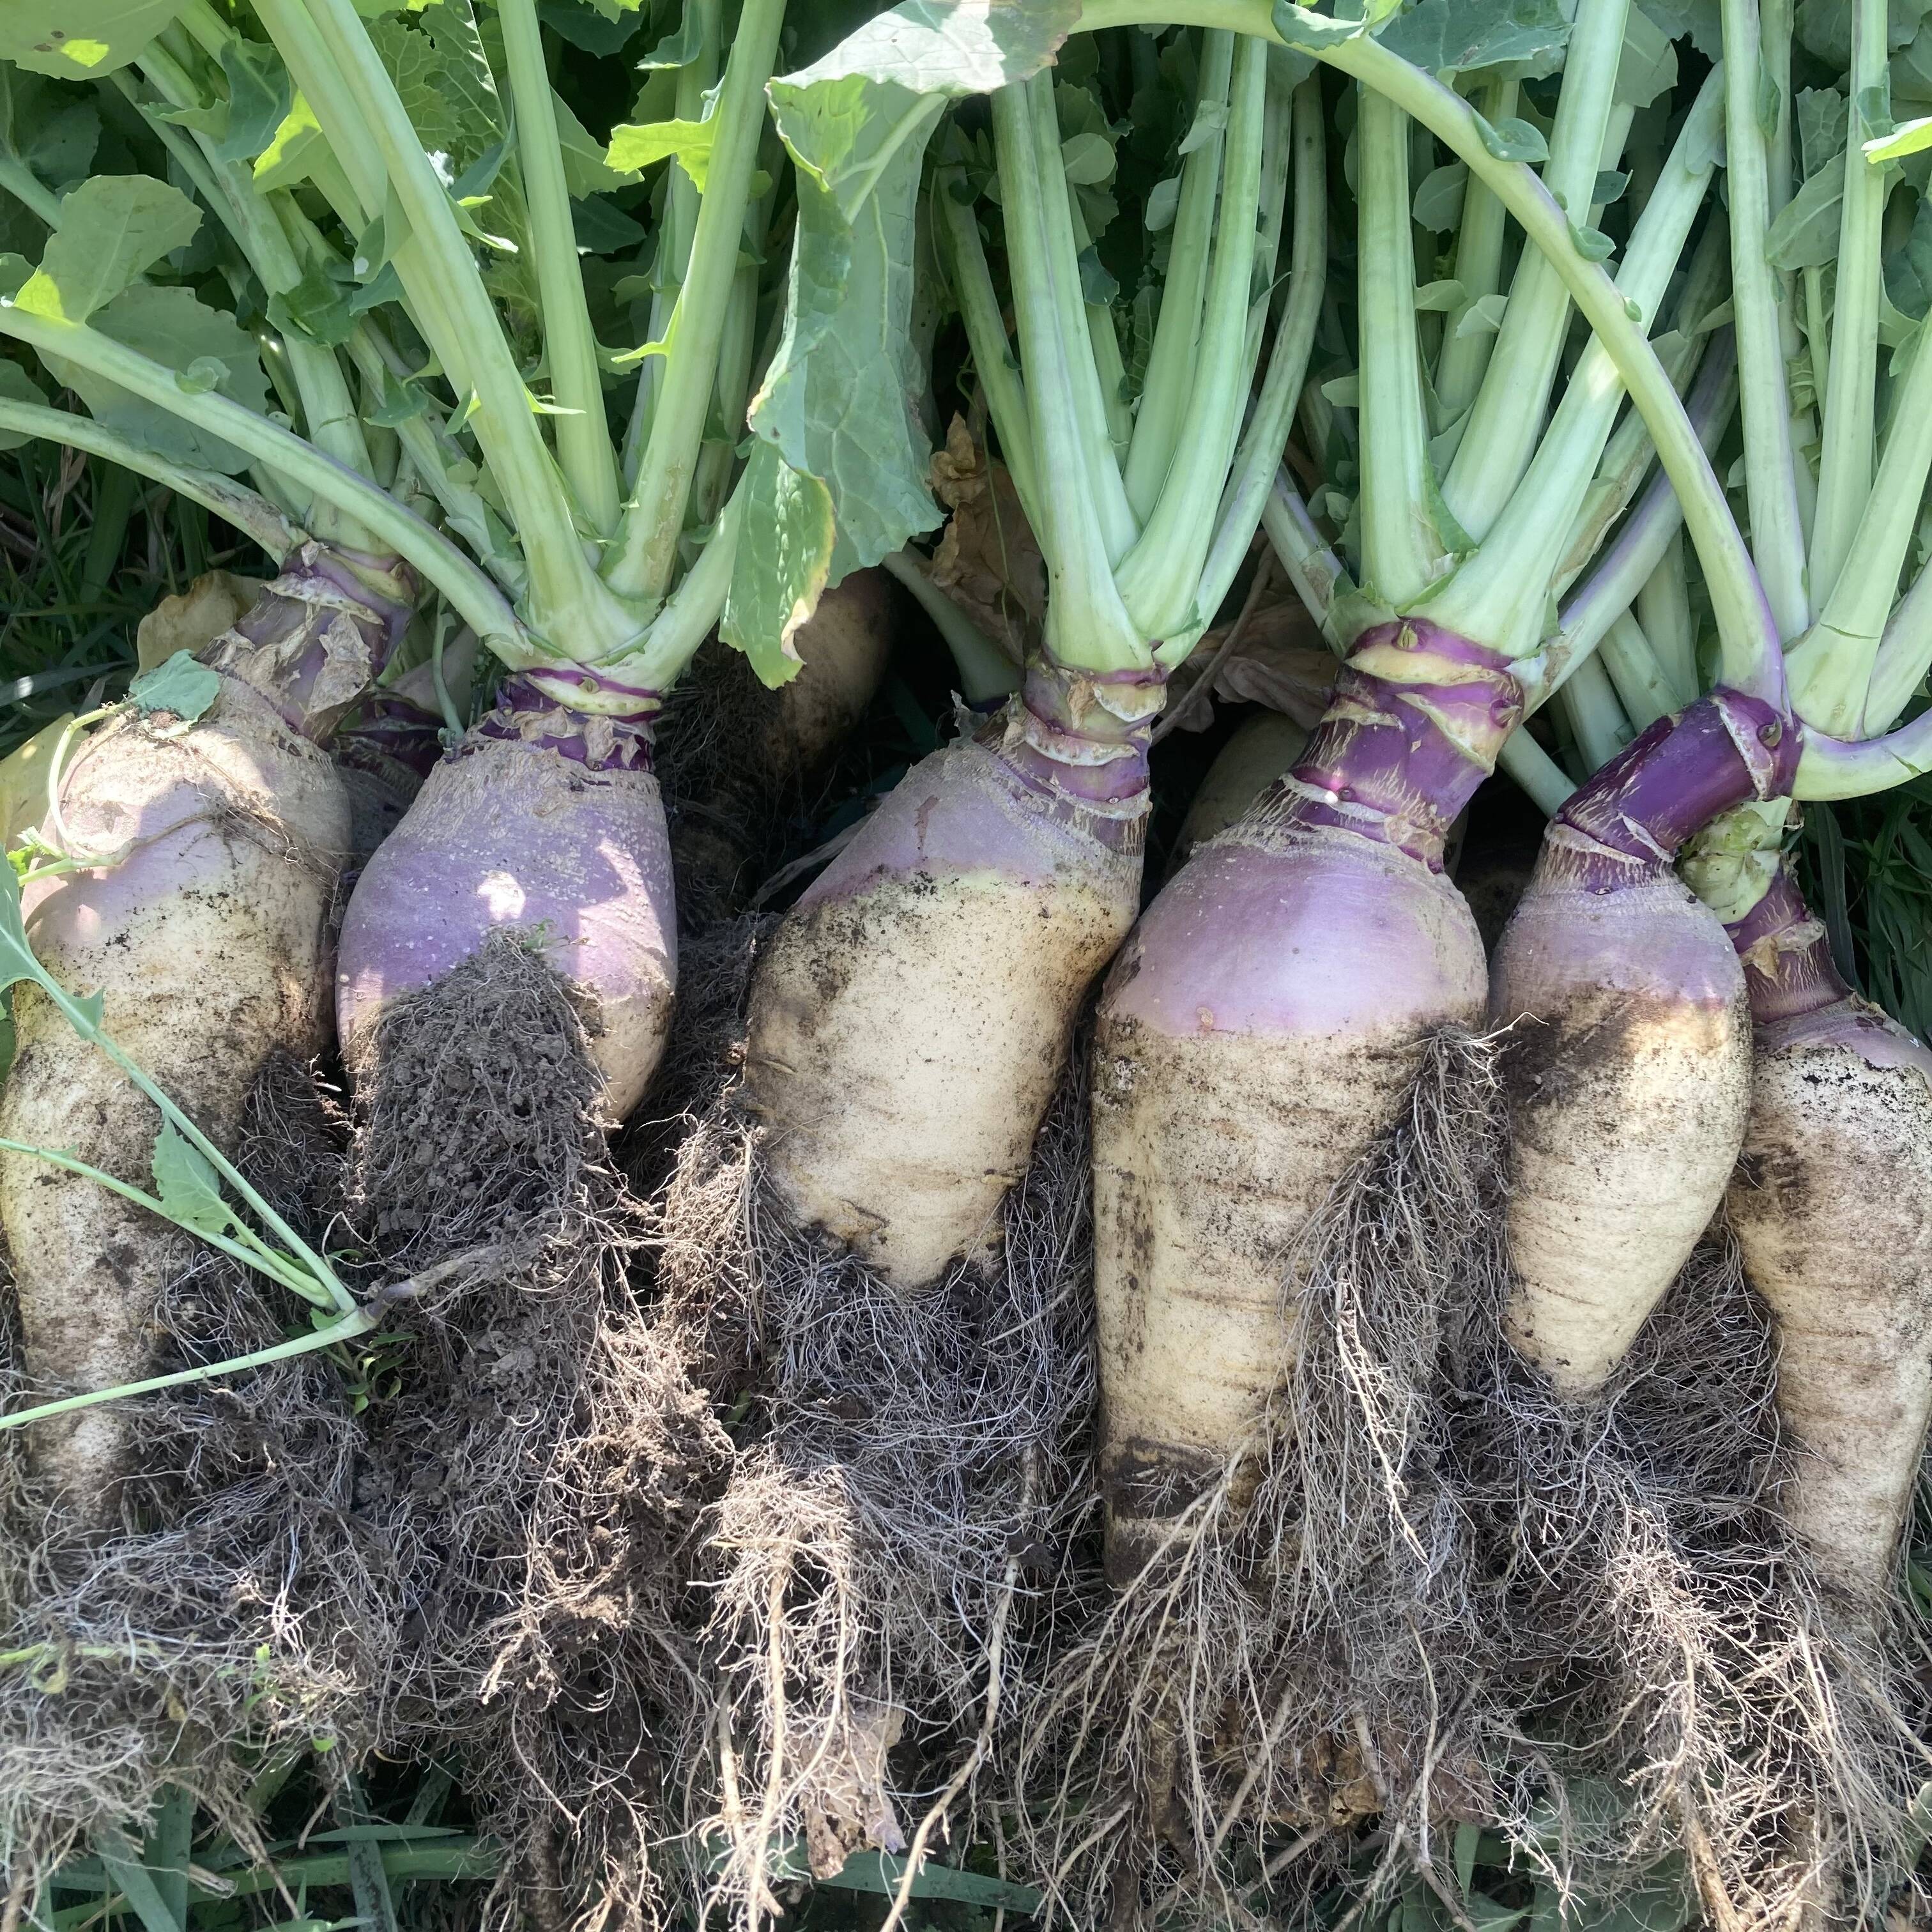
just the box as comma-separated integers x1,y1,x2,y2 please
0,0,857,1907
651,10,1333,1900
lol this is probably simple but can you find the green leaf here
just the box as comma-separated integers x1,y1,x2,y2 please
44,284,272,474
1472,111,1548,163
1414,278,1466,311
266,263,355,349
1632,0,1721,58
638,3,703,70
720,443,836,687
1413,162,1468,234
95,1828,190,1932
752,151,939,577
129,650,220,723
766,0,1079,224
1059,129,1115,185
367,370,431,427
1376,0,1571,80
1614,3,1677,108
1271,3,1372,51
1455,291,1508,338
1766,164,1845,270
253,94,326,194
0,359,49,450
604,116,716,190
1568,220,1615,260
211,38,291,165
555,91,638,196
152,1119,236,1238
14,174,201,323
1454,1820,1480,1899
0,0,187,80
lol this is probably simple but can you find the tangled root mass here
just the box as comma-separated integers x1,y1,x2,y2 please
0,1056,385,1894
1460,1223,1928,1929
1009,1027,1509,1928
348,933,727,1932
648,923,1100,1920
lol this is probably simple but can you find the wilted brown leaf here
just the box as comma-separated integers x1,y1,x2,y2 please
928,414,1040,667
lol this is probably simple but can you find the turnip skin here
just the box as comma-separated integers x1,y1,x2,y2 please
1492,692,1799,1397
0,550,414,1508
1723,869,1932,1595
1091,619,1521,1578
744,663,1156,1290
337,681,675,1123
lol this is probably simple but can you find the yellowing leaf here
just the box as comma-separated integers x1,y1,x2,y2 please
604,116,716,190
0,0,185,79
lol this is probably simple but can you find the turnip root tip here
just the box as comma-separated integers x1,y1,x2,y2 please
346,931,727,1930
647,931,1097,1913
1015,1025,1508,1922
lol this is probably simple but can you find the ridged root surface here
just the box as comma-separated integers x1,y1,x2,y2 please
1728,1016,1932,1598
744,733,1140,1289
1492,864,1752,1395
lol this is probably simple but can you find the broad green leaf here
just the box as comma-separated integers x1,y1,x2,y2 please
1473,112,1549,163
721,443,836,686
15,175,201,323
542,0,648,54
211,37,292,165
267,263,355,349
1413,162,1468,233
1414,277,1466,311
555,91,639,196
1060,129,1115,185
1767,164,1846,270
766,0,1080,224
0,359,48,450
1270,4,1373,51
604,116,716,190
1568,220,1614,260
44,284,273,473
751,151,939,577
0,0,187,80
253,94,326,194
1633,0,1720,57
152,1121,237,1238
1455,291,1508,337
1146,175,1181,229
1376,0,1571,80
1614,4,1677,108
638,3,703,69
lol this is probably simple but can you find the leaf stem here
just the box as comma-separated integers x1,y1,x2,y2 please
498,0,622,535
606,0,788,604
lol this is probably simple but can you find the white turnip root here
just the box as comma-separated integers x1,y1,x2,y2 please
1169,709,1308,866
1723,866,1932,1597
664,567,897,924
1092,620,1517,1577
744,663,1156,1288
1491,691,1798,1395
0,546,413,1509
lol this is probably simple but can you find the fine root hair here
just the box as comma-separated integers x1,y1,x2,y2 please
0,1055,385,1897
348,932,728,1932
648,935,1099,1925
1009,1025,1510,1928
1460,1227,1929,1929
